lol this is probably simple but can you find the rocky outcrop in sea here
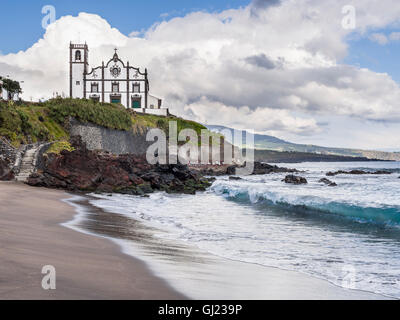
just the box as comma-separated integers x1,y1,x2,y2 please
326,169,392,176
318,177,337,186
282,174,308,184
191,161,299,176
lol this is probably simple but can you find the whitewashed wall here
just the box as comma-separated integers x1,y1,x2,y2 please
148,95,161,109
0,88,19,101
71,48,85,99
1,88,7,100
136,108,168,116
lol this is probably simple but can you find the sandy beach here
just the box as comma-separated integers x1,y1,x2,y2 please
0,181,184,299
0,181,391,300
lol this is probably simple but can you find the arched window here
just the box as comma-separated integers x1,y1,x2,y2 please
75,50,81,61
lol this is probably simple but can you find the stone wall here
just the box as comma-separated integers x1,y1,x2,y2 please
69,119,244,163
69,119,153,155
0,137,16,165
0,137,17,180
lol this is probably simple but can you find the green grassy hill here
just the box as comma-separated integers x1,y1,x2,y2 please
0,98,210,150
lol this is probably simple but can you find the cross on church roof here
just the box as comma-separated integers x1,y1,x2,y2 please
112,48,119,61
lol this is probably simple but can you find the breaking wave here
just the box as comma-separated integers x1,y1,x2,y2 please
211,182,400,226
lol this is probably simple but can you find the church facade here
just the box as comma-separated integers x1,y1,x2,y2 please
69,43,167,115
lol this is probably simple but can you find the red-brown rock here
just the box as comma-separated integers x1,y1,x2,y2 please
27,137,212,195
0,157,14,181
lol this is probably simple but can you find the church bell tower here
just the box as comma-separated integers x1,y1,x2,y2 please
69,42,89,99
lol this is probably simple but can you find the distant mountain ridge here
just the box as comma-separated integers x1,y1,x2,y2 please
205,124,400,161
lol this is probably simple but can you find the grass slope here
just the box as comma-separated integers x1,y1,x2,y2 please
0,98,212,151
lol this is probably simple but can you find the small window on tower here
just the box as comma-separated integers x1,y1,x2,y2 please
76,81,80,85
75,50,81,61
133,83,140,93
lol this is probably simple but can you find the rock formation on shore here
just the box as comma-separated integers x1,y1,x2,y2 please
0,157,14,180
191,161,298,176
326,170,392,176
229,176,242,180
27,137,212,195
318,178,337,186
282,175,308,184
252,162,298,175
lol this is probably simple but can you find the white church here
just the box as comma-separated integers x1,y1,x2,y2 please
69,42,168,115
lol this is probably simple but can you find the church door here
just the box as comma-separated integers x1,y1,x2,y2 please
132,98,141,108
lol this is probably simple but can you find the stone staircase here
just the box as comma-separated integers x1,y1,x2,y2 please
14,145,42,182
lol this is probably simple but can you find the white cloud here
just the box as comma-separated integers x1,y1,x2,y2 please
128,30,141,37
369,33,388,45
184,96,320,135
1,1,400,147
389,31,400,41
369,31,400,45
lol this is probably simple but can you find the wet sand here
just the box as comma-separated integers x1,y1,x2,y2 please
0,182,185,299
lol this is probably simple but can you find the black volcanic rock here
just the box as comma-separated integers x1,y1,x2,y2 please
374,170,393,175
319,177,337,186
326,170,391,176
0,157,14,181
282,174,308,185
229,176,242,180
226,165,237,175
193,161,298,176
251,162,298,175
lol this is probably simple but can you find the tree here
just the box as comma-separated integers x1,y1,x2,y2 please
0,77,22,100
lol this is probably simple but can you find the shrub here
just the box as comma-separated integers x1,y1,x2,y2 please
46,98,132,131
45,140,75,154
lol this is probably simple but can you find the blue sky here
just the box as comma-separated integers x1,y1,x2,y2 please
0,0,249,53
343,33,400,83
